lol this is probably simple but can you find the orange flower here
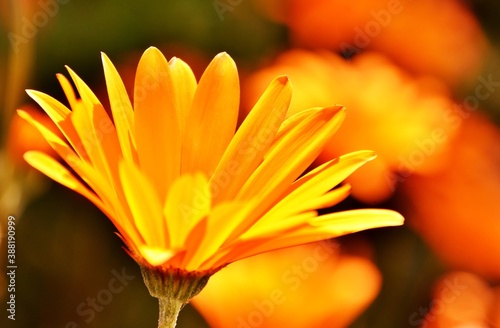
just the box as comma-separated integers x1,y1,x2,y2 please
243,50,455,203
402,113,500,279
192,240,381,328
6,104,59,167
259,0,489,87
20,47,403,326
415,271,497,327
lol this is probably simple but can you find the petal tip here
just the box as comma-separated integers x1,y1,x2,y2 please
146,46,160,52
143,46,163,58
383,211,405,226
16,109,29,119
213,52,235,66
101,52,113,66
276,75,289,85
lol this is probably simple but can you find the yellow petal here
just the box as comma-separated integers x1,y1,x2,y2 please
25,89,70,121
290,185,351,213
56,73,80,110
277,150,376,208
24,151,104,210
32,126,140,248
25,90,88,161
312,209,405,232
164,173,211,250
70,97,115,184
239,211,317,242
101,53,136,162
210,76,291,204
24,147,139,250
186,202,246,271
270,108,320,152
182,52,239,176
119,161,167,248
21,106,142,253
237,106,345,202
134,47,181,200
61,146,142,249
254,185,352,232
227,209,403,264
66,66,103,109
231,106,345,238
19,108,108,206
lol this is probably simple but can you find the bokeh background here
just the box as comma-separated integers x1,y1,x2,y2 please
1,0,500,327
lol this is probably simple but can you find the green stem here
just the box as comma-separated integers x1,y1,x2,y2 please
157,297,183,328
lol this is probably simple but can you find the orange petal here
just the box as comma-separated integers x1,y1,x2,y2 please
133,47,181,200
238,106,345,202
231,106,345,239
182,52,239,176
169,57,197,137
210,76,291,204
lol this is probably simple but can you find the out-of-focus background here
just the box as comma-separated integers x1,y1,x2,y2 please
1,0,500,327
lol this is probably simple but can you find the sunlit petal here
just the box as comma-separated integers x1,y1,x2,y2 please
210,76,290,204
134,47,181,199
182,52,239,176
101,52,136,162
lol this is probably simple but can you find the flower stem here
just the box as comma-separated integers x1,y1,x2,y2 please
157,297,183,328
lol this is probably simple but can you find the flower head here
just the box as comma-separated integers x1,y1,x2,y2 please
20,47,403,275
402,113,500,279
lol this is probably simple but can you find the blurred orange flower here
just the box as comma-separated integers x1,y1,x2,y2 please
243,50,456,203
6,104,59,167
192,240,381,328
256,0,489,87
413,271,498,327
402,113,500,279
